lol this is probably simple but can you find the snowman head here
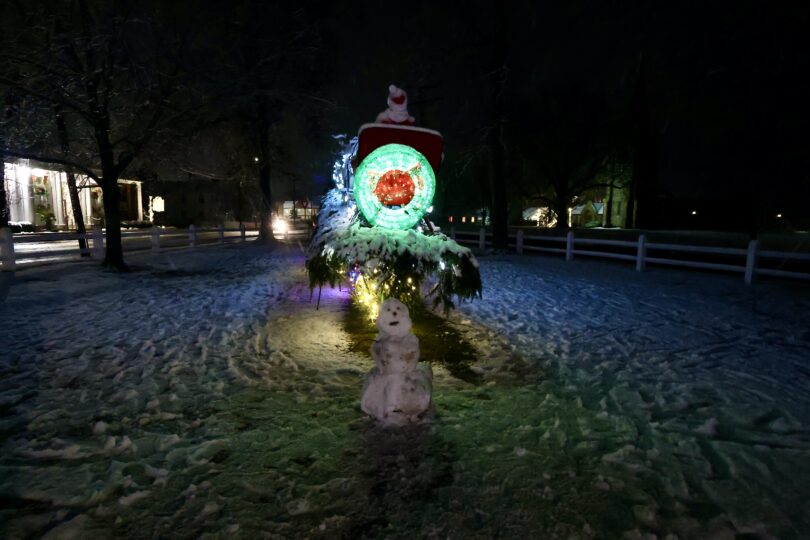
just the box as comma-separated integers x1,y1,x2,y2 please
376,298,412,337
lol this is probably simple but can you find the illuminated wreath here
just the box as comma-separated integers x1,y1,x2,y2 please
353,143,436,230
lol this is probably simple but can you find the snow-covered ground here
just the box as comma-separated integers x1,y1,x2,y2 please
1,242,808,539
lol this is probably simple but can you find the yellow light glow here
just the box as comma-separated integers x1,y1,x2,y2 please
353,275,382,321
150,196,165,213
273,218,288,234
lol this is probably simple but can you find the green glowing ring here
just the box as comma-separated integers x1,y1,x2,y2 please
354,143,435,230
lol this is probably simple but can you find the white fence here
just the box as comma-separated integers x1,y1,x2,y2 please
450,227,810,285
0,224,256,270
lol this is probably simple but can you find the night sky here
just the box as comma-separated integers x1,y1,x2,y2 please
318,1,809,207
4,1,809,223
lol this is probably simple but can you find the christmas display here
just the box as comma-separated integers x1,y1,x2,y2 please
361,298,433,425
306,85,482,318
354,143,436,230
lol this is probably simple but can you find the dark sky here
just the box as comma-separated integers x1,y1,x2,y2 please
315,1,810,207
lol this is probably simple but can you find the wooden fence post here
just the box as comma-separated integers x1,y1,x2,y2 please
92,226,104,259
565,230,575,261
478,227,486,250
189,224,197,247
240,223,246,242
636,234,647,272
0,227,16,271
151,226,161,251
744,239,759,284
218,224,225,244
516,229,524,255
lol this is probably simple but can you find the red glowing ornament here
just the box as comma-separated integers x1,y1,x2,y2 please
373,169,416,207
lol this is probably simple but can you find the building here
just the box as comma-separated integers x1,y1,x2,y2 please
281,200,319,224
149,177,262,228
3,160,144,230
571,202,604,227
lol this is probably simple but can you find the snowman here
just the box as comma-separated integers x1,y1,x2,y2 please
361,298,433,425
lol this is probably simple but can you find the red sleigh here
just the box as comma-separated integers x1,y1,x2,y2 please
356,123,444,172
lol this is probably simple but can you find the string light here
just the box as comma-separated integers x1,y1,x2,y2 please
350,268,422,323
352,274,384,321
331,137,357,191
354,144,436,230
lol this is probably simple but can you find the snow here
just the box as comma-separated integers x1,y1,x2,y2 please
1,242,809,538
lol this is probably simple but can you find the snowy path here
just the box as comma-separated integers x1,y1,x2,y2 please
1,243,809,539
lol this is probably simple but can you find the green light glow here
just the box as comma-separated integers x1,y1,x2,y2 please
354,143,436,230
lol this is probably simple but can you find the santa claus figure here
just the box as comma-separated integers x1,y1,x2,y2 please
361,298,433,425
375,84,416,126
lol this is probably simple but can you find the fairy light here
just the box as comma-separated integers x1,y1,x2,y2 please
352,274,382,321
331,137,357,191
350,271,422,323
354,144,436,230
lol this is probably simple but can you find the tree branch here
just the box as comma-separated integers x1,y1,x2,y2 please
0,75,93,121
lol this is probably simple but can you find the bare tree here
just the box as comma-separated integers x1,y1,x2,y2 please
515,90,614,229
0,0,203,269
487,0,510,249
199,1,328,242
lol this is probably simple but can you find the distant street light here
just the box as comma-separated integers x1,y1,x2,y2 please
253,157,259,162
691,210,697,215
776,213,782,218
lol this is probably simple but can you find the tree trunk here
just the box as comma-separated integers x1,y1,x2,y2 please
255,98,277,243
0,144,8,229
54,105,88,254
629,55,656,229
604,182,614,227
554,200,570,230
624,179,636,229
488,0,509,250
65,172,88,255
100,179,126,270
93,109,127,269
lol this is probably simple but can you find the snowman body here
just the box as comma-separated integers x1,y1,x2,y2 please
361,299,432,425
